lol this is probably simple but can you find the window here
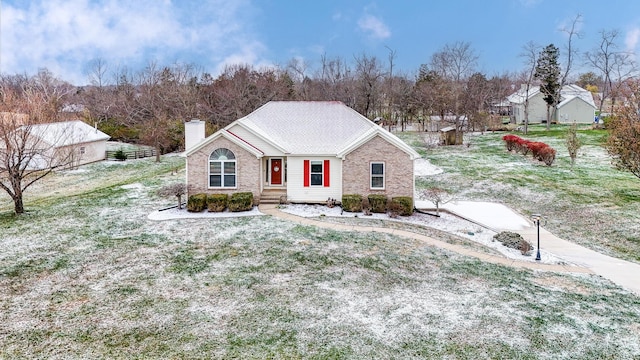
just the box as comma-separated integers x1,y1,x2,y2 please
310,161,323,186
304,159,330,187
79,146,86,155
371,162,385,189
209,148,236,188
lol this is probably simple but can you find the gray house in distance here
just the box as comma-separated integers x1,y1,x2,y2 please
508,84,596,124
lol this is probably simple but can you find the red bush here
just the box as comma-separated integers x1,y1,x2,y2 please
538,147,556,166
515,138,532,155
503,135,556,166
502,134,521,152
527,142,548,159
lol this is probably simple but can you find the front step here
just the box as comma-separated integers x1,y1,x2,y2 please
260,189,287,204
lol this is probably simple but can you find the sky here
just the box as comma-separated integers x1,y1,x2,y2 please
1,0,640,85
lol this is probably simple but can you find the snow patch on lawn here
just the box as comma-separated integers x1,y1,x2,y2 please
279,204,565,264
148,206,264,221
414,158,443,176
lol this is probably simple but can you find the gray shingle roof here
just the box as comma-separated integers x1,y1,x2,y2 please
235,101,378,155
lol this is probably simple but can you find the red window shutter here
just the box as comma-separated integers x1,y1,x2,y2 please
303,160,310,187
324,160,330,187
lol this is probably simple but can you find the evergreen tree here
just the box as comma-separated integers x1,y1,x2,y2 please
534,44,561,129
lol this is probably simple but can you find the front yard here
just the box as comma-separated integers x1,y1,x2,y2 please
0,128,639,358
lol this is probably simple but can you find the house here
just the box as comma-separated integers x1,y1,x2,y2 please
184,101,420,204
508,84,596,124
24,120,110,169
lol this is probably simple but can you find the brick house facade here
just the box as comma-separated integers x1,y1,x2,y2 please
342,135,414,198
185,101,420,204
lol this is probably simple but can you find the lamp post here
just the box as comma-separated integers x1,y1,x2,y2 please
532,214,541,261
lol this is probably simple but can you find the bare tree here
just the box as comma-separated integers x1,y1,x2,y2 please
585,29,637,114
559,14,583,88
566,122,581,167
606,79,640,179
427,42,480,142
429,41,478,82
420,187,453,216
86,58,110,88
157,183,187,209
353,53,384,118
0,76,80,214
519,41,541,134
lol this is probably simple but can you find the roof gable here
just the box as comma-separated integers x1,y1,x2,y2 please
337,127,421,160
185,129,264,158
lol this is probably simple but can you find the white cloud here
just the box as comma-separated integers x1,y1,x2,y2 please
214,40,271,74
518,0,541,7
357,14,390,40
0,0,265,84
625,27,640,52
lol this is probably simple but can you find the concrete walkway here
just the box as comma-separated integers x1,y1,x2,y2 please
260,204,640,296
518,225,640,295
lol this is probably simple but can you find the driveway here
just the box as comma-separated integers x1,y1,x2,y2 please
417,200,640,295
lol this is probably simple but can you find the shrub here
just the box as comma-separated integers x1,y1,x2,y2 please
493,231,533,255
362,197,371,216
367,194,388,213
342,194,363,212
387,201,403,218
504,135,556,166
391,196,413,216
228,192,254,212
515,138,532,155
187,193,207,212
527,141,547,160
207,194,228,212
502,134,521,152
114,149,127,161
539,146,556,166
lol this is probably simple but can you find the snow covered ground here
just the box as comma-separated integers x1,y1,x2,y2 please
414,200,532,231
147,156,562,264
148,205,264,221
278,203,565,265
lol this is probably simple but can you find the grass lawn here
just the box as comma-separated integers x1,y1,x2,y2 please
400,124,640,263
0,136,639,358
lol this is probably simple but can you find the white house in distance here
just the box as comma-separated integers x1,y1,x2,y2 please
508,84,596,124
25,120,110,169
184,101,420,204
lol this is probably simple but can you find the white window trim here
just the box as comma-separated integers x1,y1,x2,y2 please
370,162,385,190
209,150,237,189
310,160,323,187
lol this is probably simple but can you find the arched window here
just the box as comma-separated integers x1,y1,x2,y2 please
209,148,236,188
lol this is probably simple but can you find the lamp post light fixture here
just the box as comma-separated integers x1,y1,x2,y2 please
532,214,541,261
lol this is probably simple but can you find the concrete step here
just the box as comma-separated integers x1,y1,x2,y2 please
259,190,287,204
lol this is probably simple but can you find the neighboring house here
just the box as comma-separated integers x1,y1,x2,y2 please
184,101,420,204
508,84,596,124
24,120,110,169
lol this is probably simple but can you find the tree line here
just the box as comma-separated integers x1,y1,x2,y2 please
2,27,640,214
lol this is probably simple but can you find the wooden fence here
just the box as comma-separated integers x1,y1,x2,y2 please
105,149,157,160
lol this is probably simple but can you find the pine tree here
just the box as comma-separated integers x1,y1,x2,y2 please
534,44,561,129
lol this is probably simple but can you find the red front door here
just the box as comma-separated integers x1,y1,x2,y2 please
271,159,282,185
